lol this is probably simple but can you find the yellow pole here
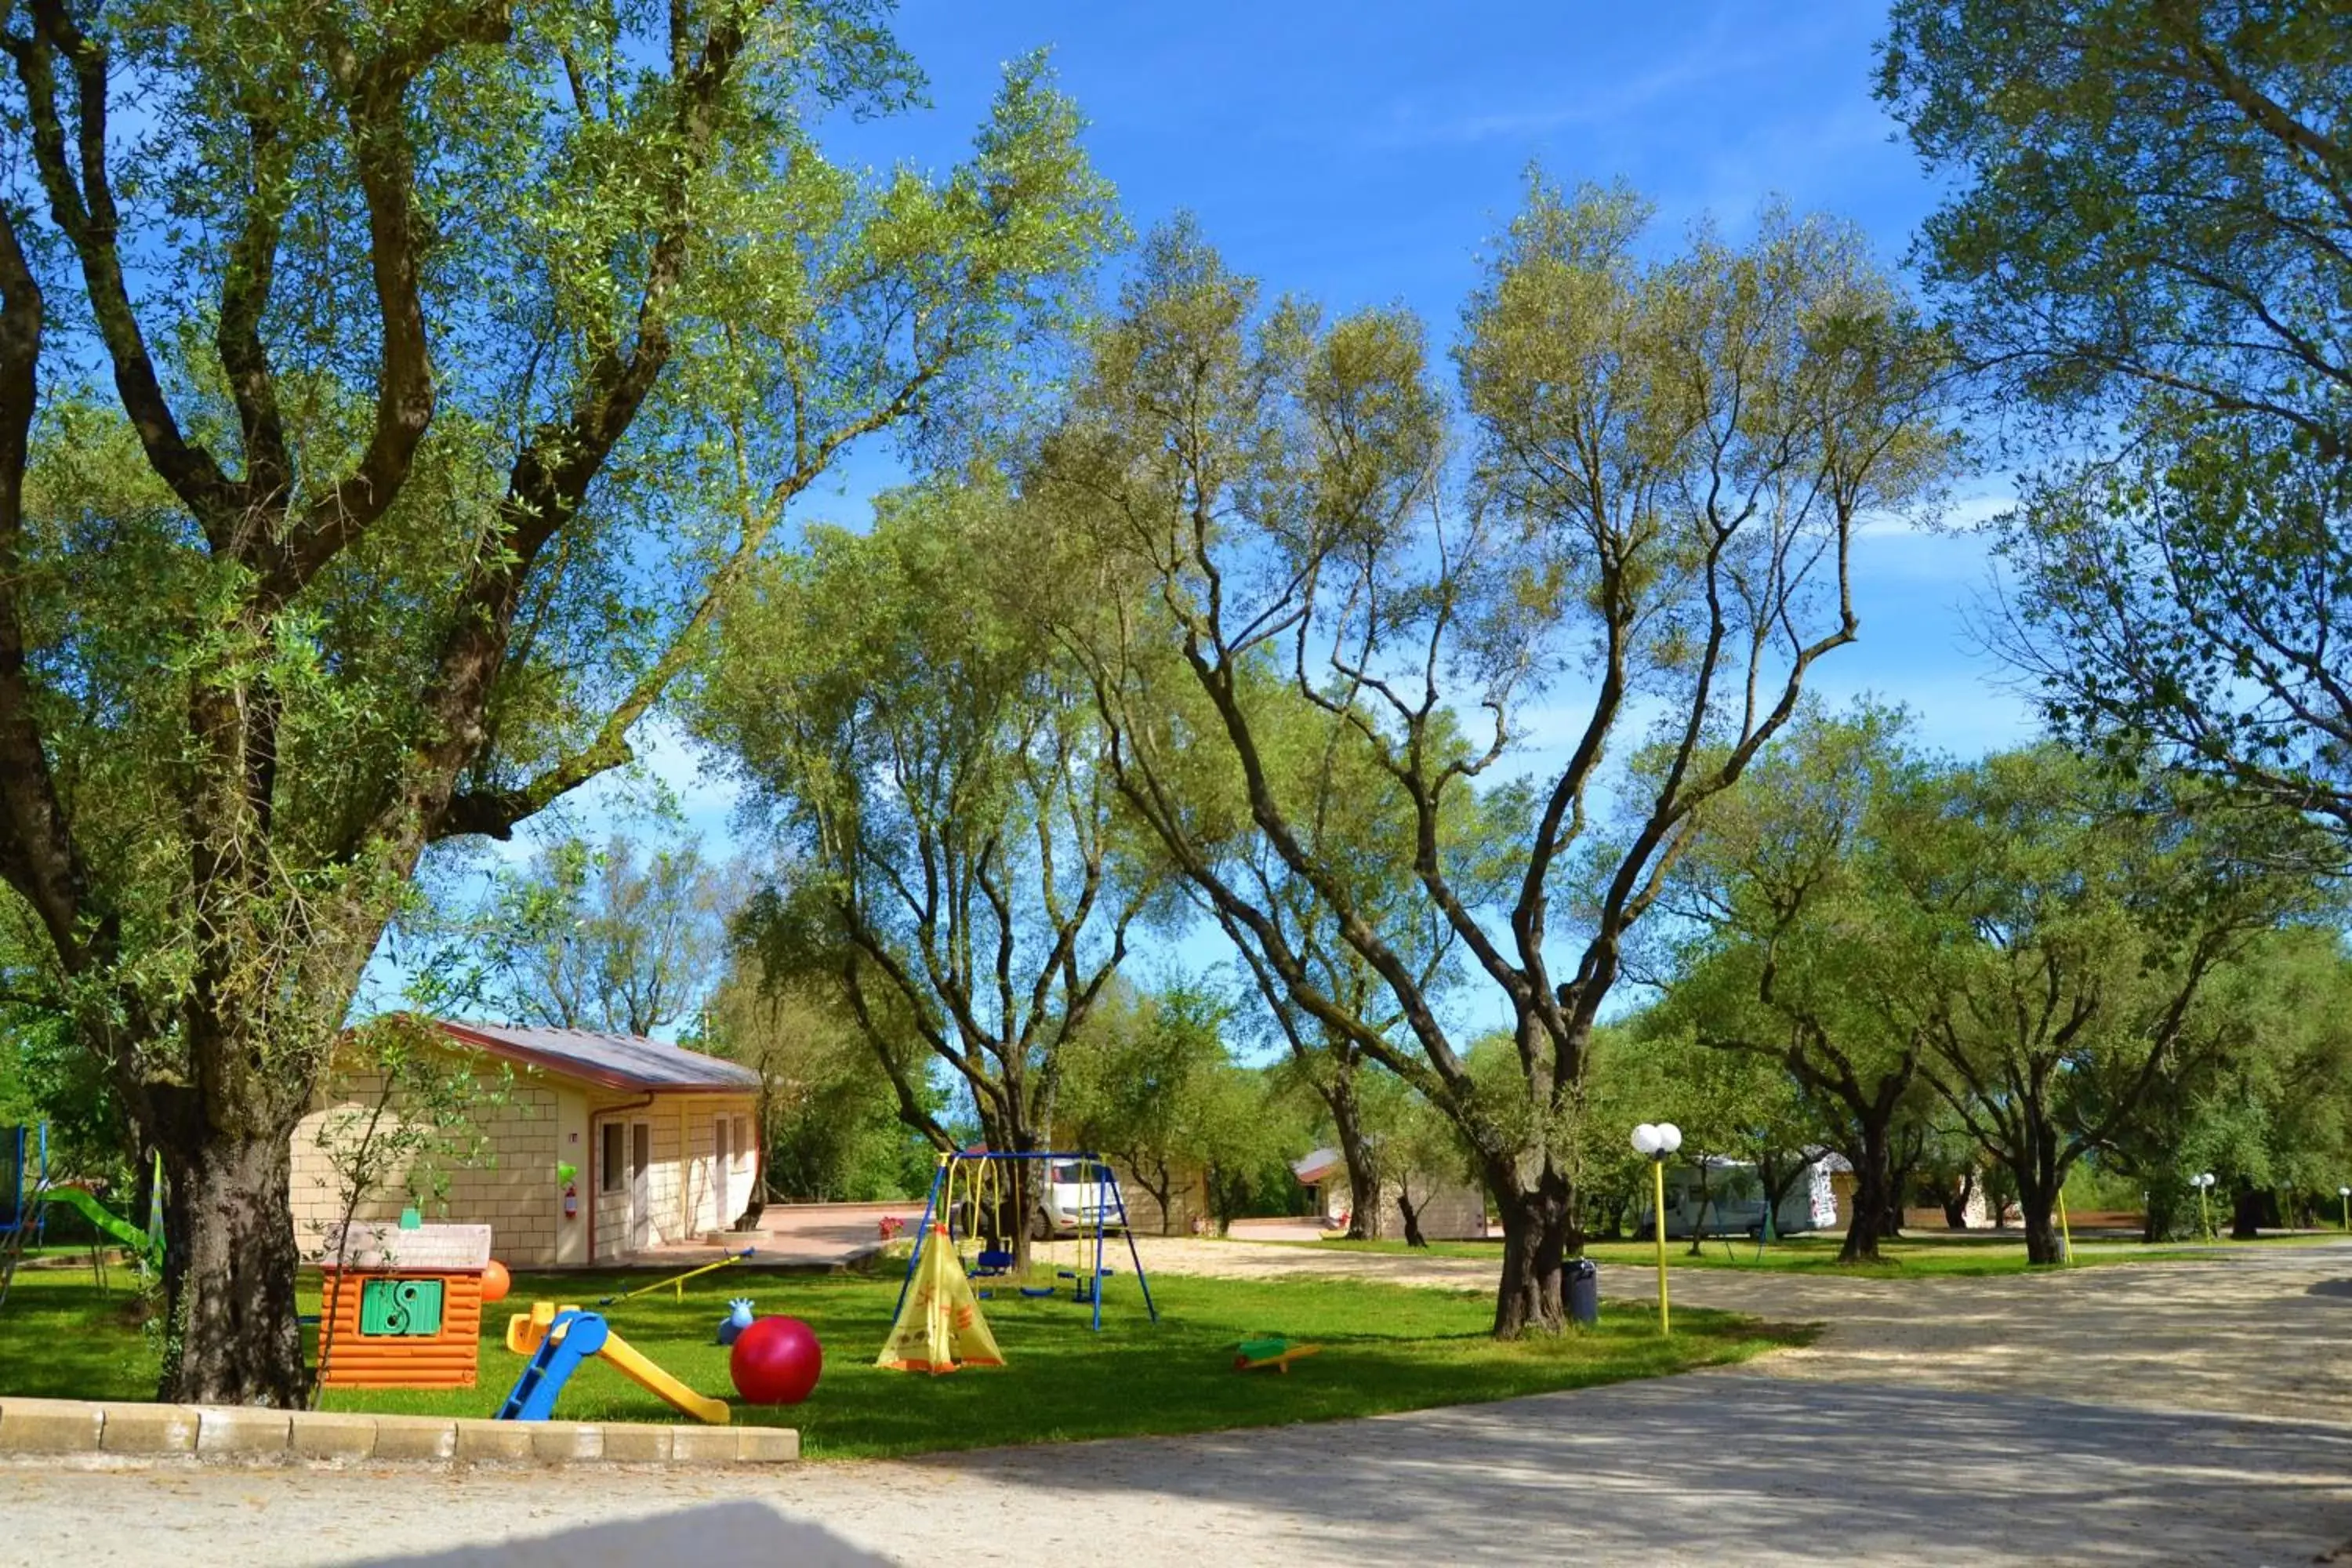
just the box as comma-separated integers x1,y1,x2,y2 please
2056,1180,2074,1265
1651,1158,1670,1336
597,1248,753,1306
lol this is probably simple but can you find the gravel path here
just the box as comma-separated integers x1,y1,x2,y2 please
1131,1236,2352,1421
5,1242,2349,1567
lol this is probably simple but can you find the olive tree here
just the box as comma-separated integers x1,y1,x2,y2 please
700,481,1154,1268
1044,189,1952,1334
0,0,1112,1403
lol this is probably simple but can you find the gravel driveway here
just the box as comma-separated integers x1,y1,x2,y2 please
6,1242,2348,1567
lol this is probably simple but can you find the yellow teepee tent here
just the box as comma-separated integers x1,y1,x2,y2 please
877,1222,1006,1374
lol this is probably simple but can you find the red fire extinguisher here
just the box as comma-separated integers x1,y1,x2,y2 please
563,1181,579,1220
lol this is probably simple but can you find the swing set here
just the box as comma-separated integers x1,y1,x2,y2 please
894,1150,1158,1332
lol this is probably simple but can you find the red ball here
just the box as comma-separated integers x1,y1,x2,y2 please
729,1314,822,1405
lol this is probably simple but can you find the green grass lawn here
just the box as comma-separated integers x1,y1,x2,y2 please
0,1264,1802,1460
1296,1229,2345,1277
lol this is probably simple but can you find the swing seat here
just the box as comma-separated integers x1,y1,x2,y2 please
1018,1285,1058,1298
969,1248,1016,1278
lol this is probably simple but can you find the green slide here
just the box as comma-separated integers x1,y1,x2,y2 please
42,1185,159,1263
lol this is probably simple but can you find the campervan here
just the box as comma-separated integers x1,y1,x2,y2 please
1634,1153,1842,1239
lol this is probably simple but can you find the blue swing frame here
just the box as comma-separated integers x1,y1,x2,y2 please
1,1124,47,1243
892,1149,1159,1332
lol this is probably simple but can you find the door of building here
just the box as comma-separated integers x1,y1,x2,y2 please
713,1115,732,1232
629,1120,652,1251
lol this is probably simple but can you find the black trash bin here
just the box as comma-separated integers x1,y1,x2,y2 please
1567,1258,1599,1327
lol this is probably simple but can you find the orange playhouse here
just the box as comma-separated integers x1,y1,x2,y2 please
316,1220,508,1389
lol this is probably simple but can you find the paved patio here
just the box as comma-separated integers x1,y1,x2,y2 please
609,1200,903,1272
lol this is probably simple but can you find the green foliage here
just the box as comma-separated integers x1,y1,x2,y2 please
1881,0,2348,437
467,833,740,1037
699,477,1159,1167
1664,704,2341,1261
695,958,932,1203
1896,750,2336,1233
1882,2,2352,831
2100,927,2352,1235
1648,704,1941,1257
1060,979,1225,1231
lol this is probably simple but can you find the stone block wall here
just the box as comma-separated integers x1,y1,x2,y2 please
292,1060,561,1266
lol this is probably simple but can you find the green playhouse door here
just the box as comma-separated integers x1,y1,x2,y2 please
358,1278,445,1336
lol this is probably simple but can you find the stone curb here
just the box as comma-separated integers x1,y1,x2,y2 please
0,1396,797,1466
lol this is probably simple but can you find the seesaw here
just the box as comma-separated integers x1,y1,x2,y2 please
1232,1334,1322,1374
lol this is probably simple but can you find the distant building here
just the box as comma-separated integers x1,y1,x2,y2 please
1291,1146,1489,1241
291,1020,760,1268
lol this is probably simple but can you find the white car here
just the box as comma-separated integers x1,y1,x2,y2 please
1040,1160,1124,1234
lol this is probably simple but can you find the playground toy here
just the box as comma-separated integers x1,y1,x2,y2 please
593,1246,755,1306
316,1220,495,1389
1233,1335,1322,1374
729,1314,822,1404
2,1126,165,1316
499,1298,730,1424
894,1149,1158,1334
717,1297,756,1346
877,1221,1005,1374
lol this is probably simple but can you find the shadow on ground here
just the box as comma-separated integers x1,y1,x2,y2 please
899,1373,2352,1566
350,1503,887,1568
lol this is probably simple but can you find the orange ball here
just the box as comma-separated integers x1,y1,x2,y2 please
480,1259,511,1304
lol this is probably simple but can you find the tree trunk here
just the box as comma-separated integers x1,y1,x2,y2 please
2020,1191,2063,1265
157,1127,307,1406
1338,1120,1382,1242
1397,1186,1428,1248
1305,1044,1382,1241
1940,1170,1973,1230
1490,1174,1571,1337
2230,1186,2267,1240
1009,1147,1038,1274
1838,1120,1894,1264
1139,1164,1178,1236
1878,1156,1911,1241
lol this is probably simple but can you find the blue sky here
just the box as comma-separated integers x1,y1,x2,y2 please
449,2,2042,1029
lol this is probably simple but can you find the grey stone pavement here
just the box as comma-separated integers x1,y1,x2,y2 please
4,1242,2348,1567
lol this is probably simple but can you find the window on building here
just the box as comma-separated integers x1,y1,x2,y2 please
734,1116,751,1162
601,1121,625,1194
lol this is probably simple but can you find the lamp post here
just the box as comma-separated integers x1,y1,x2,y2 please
1632,1122,1683,1335
2338,1186,2348,1234
2191,1171,2216,1241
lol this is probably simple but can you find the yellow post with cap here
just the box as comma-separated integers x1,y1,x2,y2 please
1652,1157,1671,1337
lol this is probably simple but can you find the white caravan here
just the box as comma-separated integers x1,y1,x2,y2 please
1634,1153,1844,1240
